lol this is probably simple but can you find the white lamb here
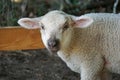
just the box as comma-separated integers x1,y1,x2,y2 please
18,10,120,80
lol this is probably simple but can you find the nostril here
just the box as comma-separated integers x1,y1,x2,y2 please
48,41,56,47
48,39,59,48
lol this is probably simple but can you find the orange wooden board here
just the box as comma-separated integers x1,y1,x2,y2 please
0,27,45,51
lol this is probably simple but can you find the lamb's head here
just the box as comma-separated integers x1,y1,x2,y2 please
18,10,93,53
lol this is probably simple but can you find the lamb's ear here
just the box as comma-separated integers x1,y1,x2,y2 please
72,16,93,28
18,17,41,29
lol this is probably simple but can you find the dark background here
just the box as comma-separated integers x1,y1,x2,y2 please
1,0,120,26
0,0,120,80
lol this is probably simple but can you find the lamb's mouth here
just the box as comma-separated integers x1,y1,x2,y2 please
48,46,60,53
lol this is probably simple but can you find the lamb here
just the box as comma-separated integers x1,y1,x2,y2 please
18,10,120,80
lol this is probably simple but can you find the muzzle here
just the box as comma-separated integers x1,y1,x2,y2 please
47,38,60,53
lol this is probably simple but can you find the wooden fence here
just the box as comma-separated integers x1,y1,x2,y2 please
0,27,45,51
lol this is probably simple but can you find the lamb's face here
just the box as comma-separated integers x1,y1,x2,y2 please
40,11,70,53
18,10,93,53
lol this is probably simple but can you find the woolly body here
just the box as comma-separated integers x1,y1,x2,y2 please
18,11,120,80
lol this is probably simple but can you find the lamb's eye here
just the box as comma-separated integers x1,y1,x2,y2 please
63,24,69,31
41,24,45,30
41,25,44,29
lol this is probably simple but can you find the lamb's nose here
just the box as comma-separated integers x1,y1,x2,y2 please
47,38,59,48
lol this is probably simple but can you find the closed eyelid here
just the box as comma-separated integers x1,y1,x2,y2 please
63,17,72,26
39,21,43,25
39,22,45,26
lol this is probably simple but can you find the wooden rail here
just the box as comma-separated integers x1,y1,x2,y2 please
0,27,45,51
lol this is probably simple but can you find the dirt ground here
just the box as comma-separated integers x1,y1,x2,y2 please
0,49,120,80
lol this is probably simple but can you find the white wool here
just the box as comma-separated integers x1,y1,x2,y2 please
18,10,120,80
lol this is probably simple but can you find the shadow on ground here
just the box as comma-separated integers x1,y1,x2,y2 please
0,49,119,80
